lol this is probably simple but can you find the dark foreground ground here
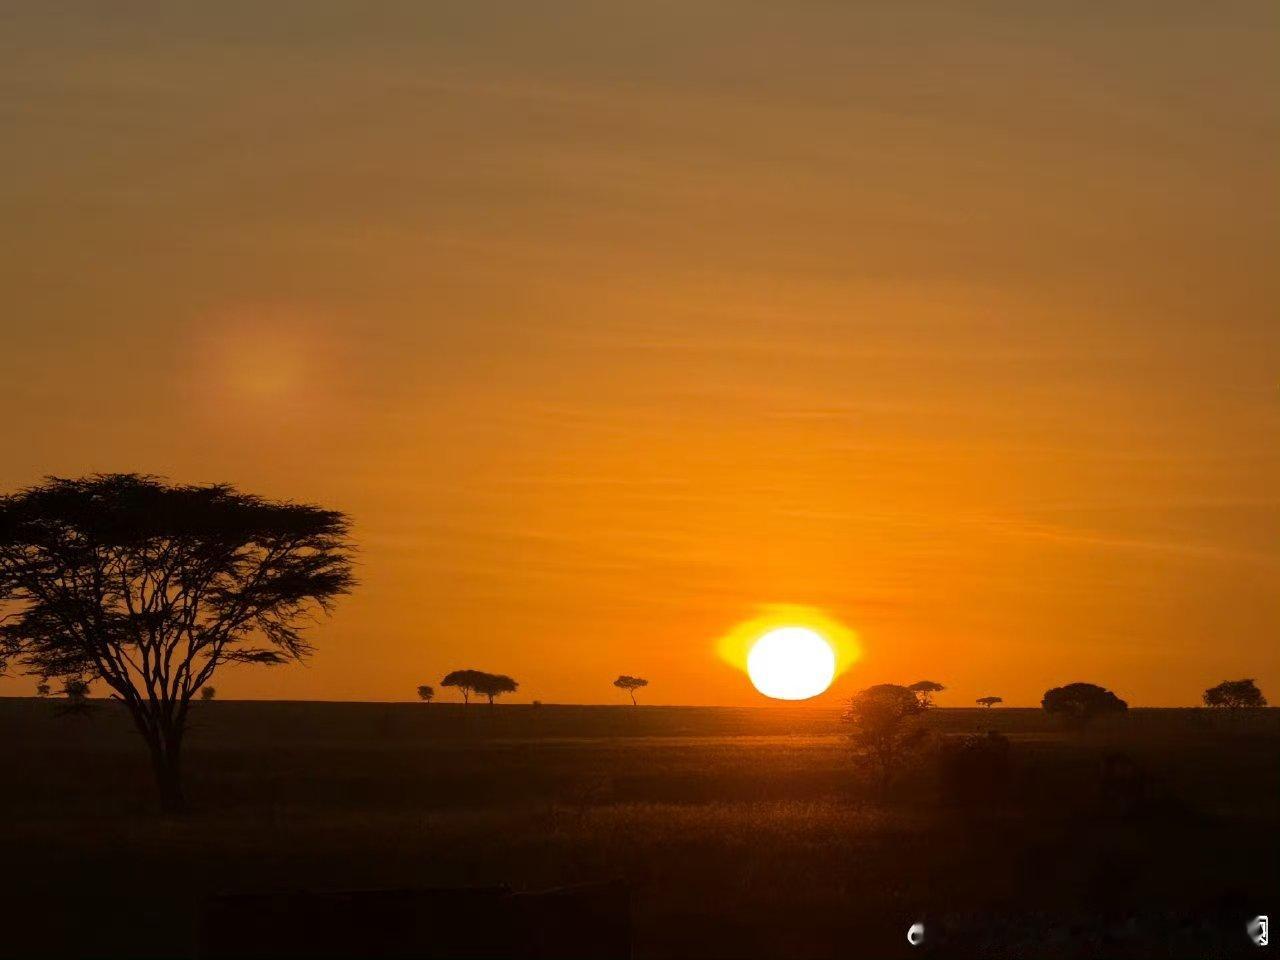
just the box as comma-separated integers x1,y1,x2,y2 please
1,699,1276,958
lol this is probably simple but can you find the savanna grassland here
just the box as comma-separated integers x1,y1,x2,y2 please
2,700,1276,958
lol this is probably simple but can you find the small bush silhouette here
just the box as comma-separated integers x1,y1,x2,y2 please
613,675,648,705
417,684,434,703
1042,682,1128,723
1202,678,1266,709
907,680,945,707
35,680,51,697
200,686,216,702
976,696,1003,708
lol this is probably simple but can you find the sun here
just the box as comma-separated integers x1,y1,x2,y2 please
747,626,837,700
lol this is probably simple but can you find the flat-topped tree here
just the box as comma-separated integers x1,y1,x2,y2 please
442,669,481,704
473,672,518,705
976,696,1003,708
613,675,648,705
907,680,945,707
0,474,353,813
1042,682,1127,724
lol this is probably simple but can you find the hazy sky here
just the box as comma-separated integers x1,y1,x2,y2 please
1,2,1276,706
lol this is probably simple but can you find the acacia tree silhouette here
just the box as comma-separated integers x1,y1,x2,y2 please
473,672,518,705
1203,678,1266,708
417,684,434,703
613,675,648,705
976,696,1003,708
200,686,216,702
907,680,945,707
0,474,354,813
442,670,480,704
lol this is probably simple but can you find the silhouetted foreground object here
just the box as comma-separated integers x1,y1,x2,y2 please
907,679,945,707
0,474,354,813
975,695,1003,708
201,686,217,702
442,669,518,705
843,683,927,794
1203,678,1267,708
417,684,435,703
1041,681,1128,723
196,882,630,960
613,675,648,705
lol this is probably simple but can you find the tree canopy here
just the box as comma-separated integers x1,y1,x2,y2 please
613,675,648,705
1041,682,1127,722
0,473,354,811
1203,678,1266,709
442,669,518,704
843,683,928,793
976,696,1003,708
417,684,434,703
907,679,945,707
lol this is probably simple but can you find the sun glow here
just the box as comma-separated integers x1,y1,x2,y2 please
746,626,837,700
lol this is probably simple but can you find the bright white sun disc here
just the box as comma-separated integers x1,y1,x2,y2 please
747,627,836,700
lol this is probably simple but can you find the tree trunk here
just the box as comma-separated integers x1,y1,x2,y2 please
145,725,186,815
629,691,636,706
486,694,495,705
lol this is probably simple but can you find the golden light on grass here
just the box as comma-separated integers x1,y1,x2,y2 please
718,605,860,701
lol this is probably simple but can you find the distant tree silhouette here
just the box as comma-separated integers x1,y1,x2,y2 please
35,680,51,697
472,672,518,705
1202,678,1267,709
200,686,216,702
908,680,945,707
442,670,481,704
976,696,1003,708
59,677,91,716
1042,682,1127,723
843,683,928,794
613,675,648,705
417,684,434,703
0,474,354,813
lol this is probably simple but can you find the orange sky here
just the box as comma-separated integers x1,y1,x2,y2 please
1,3,1277,706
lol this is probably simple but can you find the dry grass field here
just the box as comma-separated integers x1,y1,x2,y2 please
2,700,1276,958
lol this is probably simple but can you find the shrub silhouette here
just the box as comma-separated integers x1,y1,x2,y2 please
417,684,434,703
613,675,648,705
1042,682,1128,723
1202,678,1266,709
0,473,354,813
200,687,216,702
843,683,928,794
976,696,1003,708
35,680,51,697
907,680,945,707
938,730,1011,803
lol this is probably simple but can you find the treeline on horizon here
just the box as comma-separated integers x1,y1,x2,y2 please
0,474,1270,813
